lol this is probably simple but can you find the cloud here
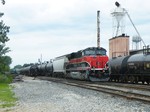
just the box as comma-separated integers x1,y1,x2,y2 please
1,0,150,67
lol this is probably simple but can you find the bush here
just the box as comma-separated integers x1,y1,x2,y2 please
0,73,13,84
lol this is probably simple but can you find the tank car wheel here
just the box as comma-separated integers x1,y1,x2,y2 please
142,81,145,84
122,76,128,83
120,75,126,83
114,78,116,82
116,78,119,82
109,77,112,82
146,80,149,85
135,76,139,84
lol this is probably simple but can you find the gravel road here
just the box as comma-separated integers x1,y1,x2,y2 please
1,76,150,112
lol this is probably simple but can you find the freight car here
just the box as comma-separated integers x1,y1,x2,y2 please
17,47,109,81
109,54,150,84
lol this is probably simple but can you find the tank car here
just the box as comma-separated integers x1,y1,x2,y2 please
34,61,53,76
127,54,150,84
30,64,38,76
109,56,130,82
37,63,47,76
45,61,53,76
109,54,150,84
19,66,31,76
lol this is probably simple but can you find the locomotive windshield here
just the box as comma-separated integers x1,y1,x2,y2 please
84,48,106,56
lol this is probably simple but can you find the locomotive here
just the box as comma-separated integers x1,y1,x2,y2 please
17,47,109,81
109,53,150,84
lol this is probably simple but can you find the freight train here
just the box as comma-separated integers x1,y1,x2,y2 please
16,46,150,84
109,53,150,84
17,47,109,81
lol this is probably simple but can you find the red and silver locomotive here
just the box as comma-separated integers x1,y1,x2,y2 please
66,47,109,80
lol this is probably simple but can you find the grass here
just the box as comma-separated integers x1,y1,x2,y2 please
0,74,17,108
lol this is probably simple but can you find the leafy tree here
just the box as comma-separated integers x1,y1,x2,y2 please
0,44,10,56
0,21,10,43
0,0,11,73
0,56,12,72
1,0,5,5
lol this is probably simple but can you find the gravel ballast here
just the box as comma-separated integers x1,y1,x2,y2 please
1,77,150,112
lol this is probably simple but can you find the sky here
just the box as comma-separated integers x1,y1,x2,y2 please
1,0,150,68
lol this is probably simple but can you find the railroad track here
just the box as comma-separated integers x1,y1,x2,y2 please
95,82,150,91
37,76,150,103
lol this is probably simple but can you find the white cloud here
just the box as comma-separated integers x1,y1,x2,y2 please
1,0,150,67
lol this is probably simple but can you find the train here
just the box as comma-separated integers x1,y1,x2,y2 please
109,53,150,84
16,47,109,81
15,46,150,84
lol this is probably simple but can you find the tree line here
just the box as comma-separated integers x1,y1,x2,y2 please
0,0,12,74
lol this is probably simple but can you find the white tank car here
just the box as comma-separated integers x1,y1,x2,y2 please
53,55,69,76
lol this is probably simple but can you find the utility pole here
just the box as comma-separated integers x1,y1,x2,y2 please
97,10,100,48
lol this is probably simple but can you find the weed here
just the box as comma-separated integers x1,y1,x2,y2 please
0,74,17,108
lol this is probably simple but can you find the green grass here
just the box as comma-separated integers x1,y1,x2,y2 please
0,74,17,108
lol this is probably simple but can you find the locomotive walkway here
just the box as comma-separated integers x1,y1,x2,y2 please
38,76,150,104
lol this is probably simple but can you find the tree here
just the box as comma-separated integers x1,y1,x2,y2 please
0,56,12,72
0,20,10,43
0,0,11,73
1,0,5,5
0,21,10,73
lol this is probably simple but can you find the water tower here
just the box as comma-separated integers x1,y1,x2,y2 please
132,35,142,50
111,2,126,37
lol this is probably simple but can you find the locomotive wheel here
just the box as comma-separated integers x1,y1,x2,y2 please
129,76,135,83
